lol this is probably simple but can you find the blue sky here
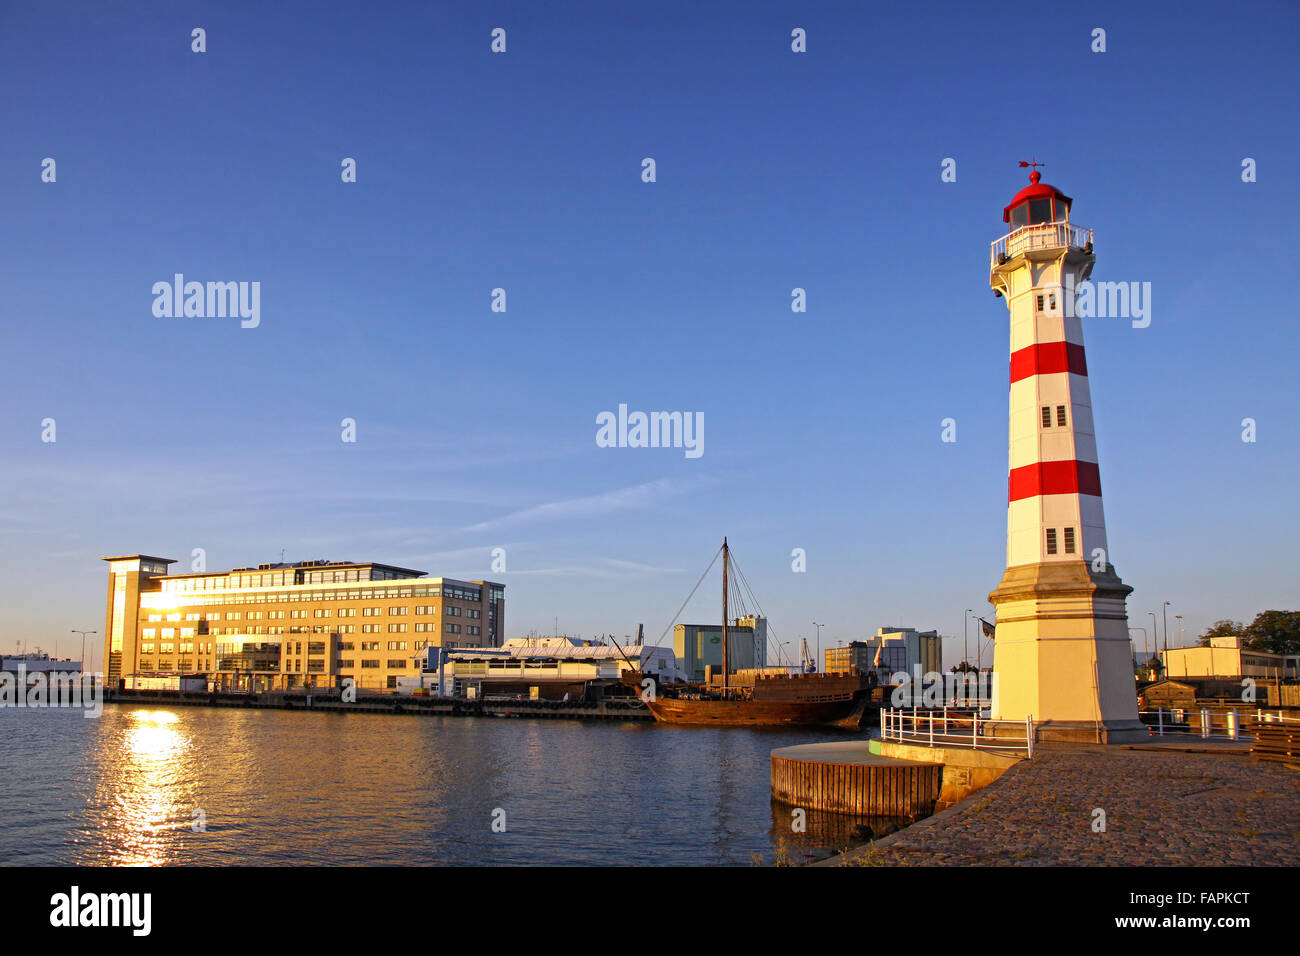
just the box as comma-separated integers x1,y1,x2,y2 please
2,1,1297,668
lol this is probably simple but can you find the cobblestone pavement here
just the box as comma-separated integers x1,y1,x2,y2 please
826,748,1300,866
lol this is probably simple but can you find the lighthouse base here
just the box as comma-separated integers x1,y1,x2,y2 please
985,560,1144,745
983,718,1149,746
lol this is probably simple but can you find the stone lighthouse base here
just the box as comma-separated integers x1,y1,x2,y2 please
985,560,1147,747
982,717,1149,746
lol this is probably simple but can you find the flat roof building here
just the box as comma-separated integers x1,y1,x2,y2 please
1160,636,1297,681
824,627,941,680
674,615,766,683
102,555,503,692
408,636,680,700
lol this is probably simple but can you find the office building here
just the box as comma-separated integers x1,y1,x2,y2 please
101,555,503,691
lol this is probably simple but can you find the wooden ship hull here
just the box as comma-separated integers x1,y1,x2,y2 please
645,692,870,728
628,671,876,728
616,538,880,730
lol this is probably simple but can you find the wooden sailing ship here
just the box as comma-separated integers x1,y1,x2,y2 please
621,538,876,728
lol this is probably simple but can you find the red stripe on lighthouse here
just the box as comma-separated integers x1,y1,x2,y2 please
1008,460,1102,501
1009,341,1088,384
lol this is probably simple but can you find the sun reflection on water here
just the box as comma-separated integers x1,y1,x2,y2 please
96,709,193,866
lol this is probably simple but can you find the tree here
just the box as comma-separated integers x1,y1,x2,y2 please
1198,619,1245,646
1244,610,1300,656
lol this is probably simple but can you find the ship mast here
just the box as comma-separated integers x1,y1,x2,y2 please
721,537,729,693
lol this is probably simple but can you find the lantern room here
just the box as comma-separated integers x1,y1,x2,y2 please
1003,170,1071,229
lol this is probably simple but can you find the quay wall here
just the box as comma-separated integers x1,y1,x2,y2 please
103,688,653,721
870,739,1021,809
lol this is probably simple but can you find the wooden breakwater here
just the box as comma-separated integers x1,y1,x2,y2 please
103,688,654,721
771,744,943,818
1251,721,1300,764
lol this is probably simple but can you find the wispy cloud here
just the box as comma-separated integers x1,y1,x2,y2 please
508,557,686,579
461,477,709,534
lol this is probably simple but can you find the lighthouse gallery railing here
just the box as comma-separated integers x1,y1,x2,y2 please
990,221,1093,270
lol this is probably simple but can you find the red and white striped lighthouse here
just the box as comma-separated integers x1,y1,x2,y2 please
986,165,1146,744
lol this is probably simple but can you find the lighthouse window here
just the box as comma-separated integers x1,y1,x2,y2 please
1029,198,1053,223
1056,405,1067,426
1048,293,1057,311
1041,406,1052,428
1064,528,1076,554
1036,294,1045,312
1046,529,1058,555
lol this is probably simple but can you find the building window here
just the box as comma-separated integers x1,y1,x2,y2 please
1064,527,1076,554
1036,294,1045,312
1041,406,1051,428
1046,529,1058,555
1056,405,1067,427
1048,293,1057,311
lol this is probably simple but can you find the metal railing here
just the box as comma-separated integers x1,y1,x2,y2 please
1140,707,1299,742
880,706,1034,758
990,221,1093,270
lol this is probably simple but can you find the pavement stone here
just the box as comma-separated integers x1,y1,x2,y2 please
826,748,1300,866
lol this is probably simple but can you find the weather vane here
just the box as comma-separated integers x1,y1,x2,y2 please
1019,158,1045,182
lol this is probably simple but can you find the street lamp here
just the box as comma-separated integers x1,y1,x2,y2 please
1128,627,1147,675
70,630,96,673
1162,601,1171,655
963,608,972,671
812,622,825,672
1175,614,1185,647
1147,611,1159,663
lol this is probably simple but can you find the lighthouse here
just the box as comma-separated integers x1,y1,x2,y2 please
986,165,1146,744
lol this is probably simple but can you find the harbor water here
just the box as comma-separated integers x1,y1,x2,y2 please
0,703,885,866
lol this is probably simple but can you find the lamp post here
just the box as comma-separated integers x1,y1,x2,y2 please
1148,612,1159,667
963,608,972,671
1128,627,1147,676
70,630,96,674
1162,601,1171,655
1175,614,1184,648
812,622,824,673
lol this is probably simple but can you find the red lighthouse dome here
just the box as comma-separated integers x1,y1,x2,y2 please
1003,169,1072,227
